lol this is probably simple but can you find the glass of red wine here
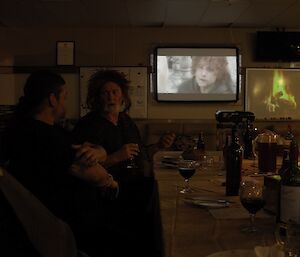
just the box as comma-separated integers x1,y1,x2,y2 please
240,179,265,233
178,159,197,194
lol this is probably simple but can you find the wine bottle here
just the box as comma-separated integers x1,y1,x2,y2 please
279,138,300,223
223,134,231,171
197,132,205,152
243,122,255,160
226,129,243,196
278,148,289,176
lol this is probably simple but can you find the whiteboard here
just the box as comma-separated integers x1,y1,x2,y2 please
80,67,148,118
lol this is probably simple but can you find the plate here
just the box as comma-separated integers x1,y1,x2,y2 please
161,156,180,168
206,249,256,257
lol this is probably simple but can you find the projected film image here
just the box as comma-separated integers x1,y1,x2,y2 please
246,68,300,120
158,56,236,93
155,47,239,102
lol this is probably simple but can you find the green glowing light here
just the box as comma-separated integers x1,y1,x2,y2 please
272,70,296,108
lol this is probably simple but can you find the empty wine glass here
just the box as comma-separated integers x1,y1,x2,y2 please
178,159,197,194
240,179,265,233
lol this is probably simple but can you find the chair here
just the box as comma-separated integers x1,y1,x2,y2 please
0,167,86,257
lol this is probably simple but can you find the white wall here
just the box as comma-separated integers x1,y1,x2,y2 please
0,27,292,120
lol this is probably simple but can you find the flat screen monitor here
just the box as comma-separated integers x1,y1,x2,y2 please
245,68,300,120
155,47,239,102
256,31,300,62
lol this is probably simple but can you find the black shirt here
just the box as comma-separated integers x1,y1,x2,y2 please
6,119,110,237
5,118,160,257
73,111,145,180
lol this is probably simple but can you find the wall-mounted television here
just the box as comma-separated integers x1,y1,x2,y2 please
245,68,300,120
256,31,300,62
154,47,239,102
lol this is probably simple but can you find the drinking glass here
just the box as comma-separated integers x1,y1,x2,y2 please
276,220,300,257
240,179,265,233
126,157,138,169
178,159,197,194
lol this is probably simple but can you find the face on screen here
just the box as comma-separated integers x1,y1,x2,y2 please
194,64,218,90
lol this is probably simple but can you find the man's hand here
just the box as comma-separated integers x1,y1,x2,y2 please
72,143,107,166
158,132,176,149
115,143,139,162
70,163,118,190
103,143,139,168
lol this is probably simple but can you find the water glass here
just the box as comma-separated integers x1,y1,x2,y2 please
276,220,300,256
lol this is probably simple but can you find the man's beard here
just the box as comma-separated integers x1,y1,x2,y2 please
104,104,121,114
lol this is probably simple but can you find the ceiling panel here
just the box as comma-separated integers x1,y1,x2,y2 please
126,0,166,26
165,1,210,26
0,0,48,27
0,0,300,28
200,0,251,27
234,0,297,27
269,0,300,29
81,0,129,26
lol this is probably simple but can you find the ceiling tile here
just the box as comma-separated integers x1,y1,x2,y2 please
201,0,250,26
0,0,300,28
234,0,297,27
126,0,166,26
165,1,210,26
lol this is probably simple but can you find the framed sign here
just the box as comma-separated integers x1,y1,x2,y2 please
56,41,75,66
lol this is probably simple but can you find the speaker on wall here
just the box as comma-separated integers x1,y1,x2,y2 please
256,31,300,62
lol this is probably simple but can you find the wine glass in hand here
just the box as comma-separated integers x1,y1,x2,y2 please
178,160,197,194
240,179,265,233
126,143,139,169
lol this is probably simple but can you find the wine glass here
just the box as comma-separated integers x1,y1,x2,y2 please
178,160,197,194
126,143,139,169
240,179,265,233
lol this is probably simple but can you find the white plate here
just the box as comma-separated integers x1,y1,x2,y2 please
206,249,256,257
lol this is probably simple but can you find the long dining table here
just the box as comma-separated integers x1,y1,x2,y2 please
153,151,278,257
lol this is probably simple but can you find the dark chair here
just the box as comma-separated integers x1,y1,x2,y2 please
0,167,87,257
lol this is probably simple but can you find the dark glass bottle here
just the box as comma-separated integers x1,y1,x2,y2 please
285,125,294,141
279,138,300,223
278,149,290,176
243,122,255,160
223,134,232,170
197,132,205,152
226,130,243,196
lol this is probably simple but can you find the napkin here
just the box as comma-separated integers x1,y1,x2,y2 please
254,244,284,257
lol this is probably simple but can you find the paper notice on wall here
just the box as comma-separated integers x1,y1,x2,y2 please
127,67,148,118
